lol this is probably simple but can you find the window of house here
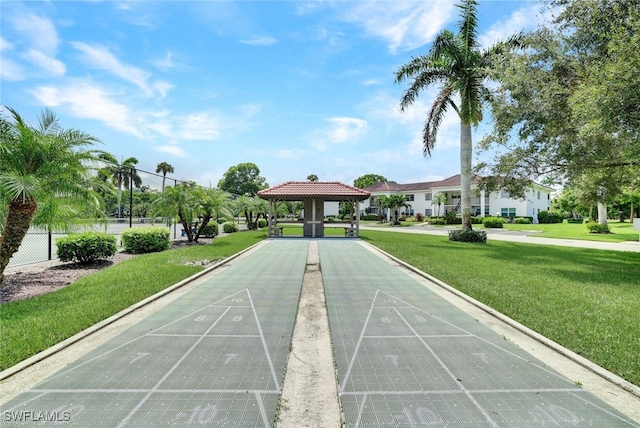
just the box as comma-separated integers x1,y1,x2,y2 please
451,193,460,199
537,190,540,200
501,208,516,217
405,194,414,201
425,193,432,201
425,209,432,216
485,206,490,215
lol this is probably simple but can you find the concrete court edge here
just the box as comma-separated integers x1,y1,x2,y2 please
360,240,640,401
0,240,265,383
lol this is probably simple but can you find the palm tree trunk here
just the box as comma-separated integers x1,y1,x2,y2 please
460,123,473,231
0,199,38,286
597,201,608,225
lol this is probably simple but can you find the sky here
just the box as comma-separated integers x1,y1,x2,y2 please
1,0,550,191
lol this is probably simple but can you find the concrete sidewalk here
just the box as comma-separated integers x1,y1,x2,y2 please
1,239,638,427
361,224,640,252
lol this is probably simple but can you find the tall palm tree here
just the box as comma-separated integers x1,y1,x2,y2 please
395,0,524,231
156,161,174,191
151,181,201,242
100,154,142,218
0,107,104,285
433,192,448,217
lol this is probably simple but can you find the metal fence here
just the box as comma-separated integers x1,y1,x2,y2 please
6,222,175,269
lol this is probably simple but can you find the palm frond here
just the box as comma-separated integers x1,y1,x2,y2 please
424,86,455,157
457,0,480,50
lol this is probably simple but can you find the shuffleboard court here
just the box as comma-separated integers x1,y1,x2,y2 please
318,240,638,427
1,239,308,427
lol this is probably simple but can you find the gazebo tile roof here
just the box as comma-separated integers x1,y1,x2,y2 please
258,181,371,200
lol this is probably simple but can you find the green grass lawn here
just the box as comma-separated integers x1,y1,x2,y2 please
360,230,640,387
502,219,639,242
0,231,265,371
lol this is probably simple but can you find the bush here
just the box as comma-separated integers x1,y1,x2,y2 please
483,217,504,228
586,221,611,234
257,218,267,229
538,210,564,224
326,216,336,222
566,218,584,224
444,210,460,224
121,227,170,254
199,223,219,237
514,217,532,224
360,214,380,221
448,229,487,243
471,217,483,224
429,217,446,225
415,213,423,222
223,221,239,233
56,232,117,263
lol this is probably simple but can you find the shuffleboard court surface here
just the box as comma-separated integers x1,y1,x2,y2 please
1,240,308,427
319,240,638,427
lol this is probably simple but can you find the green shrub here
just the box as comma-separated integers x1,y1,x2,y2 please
483,217,504,228
566,218,584,224
326,216,336,222
471,217,483,224
217,218,226,224
121,227,170,254
257,218,267,229
360,214,380,221
586,221,611,234
538,210,564,224
514,217,532,224
56,232,117,263
444,210,460,224
415,213,424,222
448,229,487,243
429,217,446,225
223,221,239,233
199,223,219,237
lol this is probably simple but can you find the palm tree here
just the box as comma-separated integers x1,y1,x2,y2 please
433,192,448,217
156,161,174,191
379,194,410,225
307,174,319,182
151,181,201,242
0,107,104,285
100,154,142,218
395,0,524,231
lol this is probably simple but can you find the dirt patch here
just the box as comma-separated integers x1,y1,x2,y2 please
1,238,216,304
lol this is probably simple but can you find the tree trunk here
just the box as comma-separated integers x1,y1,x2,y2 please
0,198,38,286
597,201,608,225
460,122,473,231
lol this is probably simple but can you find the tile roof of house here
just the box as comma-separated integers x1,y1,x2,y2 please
363,174,482,193
258,181,371,201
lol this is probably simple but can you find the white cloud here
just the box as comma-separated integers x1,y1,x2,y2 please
11,14,60,53
22,49,66,77
239,36,277,46
341,0,456,53
311,117,368,150
479,3,548,50
0,37,13,51
0,59,24,81
153,145,189,158
71,42,169,97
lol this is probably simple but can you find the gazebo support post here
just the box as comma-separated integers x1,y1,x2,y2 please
356,199,361,237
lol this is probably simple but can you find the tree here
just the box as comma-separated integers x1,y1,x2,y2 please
99,154,142,218
353,174,388,189
379,194,410,225
218,162,268,196
307,174,319,182
151,181,202,242
235,195,268,230
155,161,174,192
478,1,639,197
433,192,448,217
0,107,105,285
395,0,524,231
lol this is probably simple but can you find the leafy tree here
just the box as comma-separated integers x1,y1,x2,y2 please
478,1,639,197
307,174,319,182
218,162,268,196
235,195,268,230
353,174,388,189
0,107,105,285
155,161,174,191
99,154,142,218
395,0,524,231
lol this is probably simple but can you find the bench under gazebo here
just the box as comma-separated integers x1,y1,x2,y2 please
257,181,371,238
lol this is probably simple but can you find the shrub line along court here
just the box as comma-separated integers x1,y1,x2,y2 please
1,238,638,427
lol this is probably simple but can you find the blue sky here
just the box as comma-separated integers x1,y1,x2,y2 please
1,0,549,190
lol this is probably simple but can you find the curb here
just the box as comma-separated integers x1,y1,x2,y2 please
0,241,264,383
361,241,640,400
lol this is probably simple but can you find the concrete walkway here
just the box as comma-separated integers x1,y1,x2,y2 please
1,238,639,427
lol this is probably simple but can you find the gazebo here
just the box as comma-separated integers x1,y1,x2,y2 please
257,181,371,238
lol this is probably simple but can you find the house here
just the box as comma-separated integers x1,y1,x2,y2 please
360,174,553,223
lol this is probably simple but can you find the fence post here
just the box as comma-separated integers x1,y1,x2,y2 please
48,231,52,261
